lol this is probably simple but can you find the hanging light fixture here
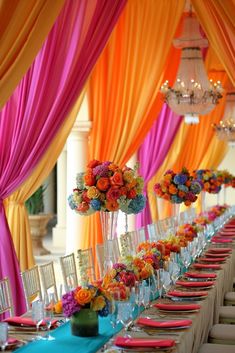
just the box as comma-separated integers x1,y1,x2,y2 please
213,92,235,147
161,14,223,124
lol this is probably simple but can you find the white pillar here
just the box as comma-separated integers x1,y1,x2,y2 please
52,146,67,248
43,169,55,214
66,120,92,253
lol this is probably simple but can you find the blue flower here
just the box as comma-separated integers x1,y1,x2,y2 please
68,194,77,210
171,195,183,204
90,199,101,211
178,184,189,192
173,173,187,185
125,194,146,214
190,181,202,194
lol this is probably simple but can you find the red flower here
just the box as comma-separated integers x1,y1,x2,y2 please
110,172,124,186
87,160,101,169
106,200,119,211
106,187,121,201
77,202,89,213
127,189,137,199
84,172,95,186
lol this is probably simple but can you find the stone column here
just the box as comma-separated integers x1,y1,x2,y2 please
66,120,92,253
52,146,67,248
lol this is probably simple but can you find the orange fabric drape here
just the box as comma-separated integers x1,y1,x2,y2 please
0,0,65,108
148,48,229,219
82,0,185,258
192,0,235,86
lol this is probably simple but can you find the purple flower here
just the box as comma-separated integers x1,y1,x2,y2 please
113,263,127,271
93,164,110,177
62,291,81,318
173,173,187,185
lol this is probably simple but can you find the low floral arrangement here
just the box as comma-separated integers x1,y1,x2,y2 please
62,285,110,318
176,223,201,242
68,160,146,215
193,169,221,194
193,214,211,227
158,236,184,255
154,167,202,206
136,241,164,269
228,176,235,188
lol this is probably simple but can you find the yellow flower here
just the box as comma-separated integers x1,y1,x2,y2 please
87,186,100,199
91,295,106,311
123,170,134,183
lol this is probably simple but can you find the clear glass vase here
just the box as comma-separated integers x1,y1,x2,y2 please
70,309,98,337
100,211,119,272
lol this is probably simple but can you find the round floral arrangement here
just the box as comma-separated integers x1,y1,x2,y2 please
136,242,164,270
62,284,110,318
154,167,202,206
68,160,146,215
216,170,233,187
193,169,222,194
176,223,201,242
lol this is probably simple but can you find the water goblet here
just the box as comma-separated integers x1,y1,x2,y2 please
44,293,56,340
32,300,45,340
117,302,134,331
0,323,8,352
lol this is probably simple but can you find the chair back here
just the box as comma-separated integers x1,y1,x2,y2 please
0,277,14,316
21,266,42,310
77,248,96,282
40,261,58,302
59,253,78,290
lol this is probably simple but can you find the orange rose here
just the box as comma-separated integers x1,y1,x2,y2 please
162,194,170,201
108,163,120,172
178,191,186,198
96,177,110,191
87,160,101,168
53,300,63,314
74,288,92,305
84,172,95,186
119,186,128,196
106,200,119,211
110,172,124,186
77,202,89,213
169,184,177,194
184,200,191,206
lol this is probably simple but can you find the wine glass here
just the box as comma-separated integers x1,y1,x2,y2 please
156,269,164,299
44,293,56,340
141,283,151,309
32,300,45,339
0,323,8,352
180,247,191,271
168,261,181,285
117,302,134,331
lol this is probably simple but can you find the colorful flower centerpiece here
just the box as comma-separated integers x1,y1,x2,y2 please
216,170,233,187
136,241,164,269
176,223,201,242
62,284,110,337
193,169,222,194
68,160,146,215
154,167,202,206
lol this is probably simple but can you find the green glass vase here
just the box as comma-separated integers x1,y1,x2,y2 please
70,309,99,337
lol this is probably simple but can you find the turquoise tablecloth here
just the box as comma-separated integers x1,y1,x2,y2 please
15,317,123,353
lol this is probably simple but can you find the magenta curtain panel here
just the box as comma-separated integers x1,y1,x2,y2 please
0,0,126,316
136,104,182,229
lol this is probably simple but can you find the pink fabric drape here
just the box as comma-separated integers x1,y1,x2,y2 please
0,0,126,316
136,104,182,229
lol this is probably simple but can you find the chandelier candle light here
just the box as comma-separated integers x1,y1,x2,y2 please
213,92,235,147
161,14,222,124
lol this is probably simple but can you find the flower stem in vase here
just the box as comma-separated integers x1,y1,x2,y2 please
201,191,206,213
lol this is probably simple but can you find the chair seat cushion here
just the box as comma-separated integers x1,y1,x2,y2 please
209,324,235,341
198,343,235,353
219,306,235,319
225,292,235,301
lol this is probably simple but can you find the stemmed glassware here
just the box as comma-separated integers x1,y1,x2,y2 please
180,247,191,271
0,322,8,352
44,293,56,340
32,300,45,340
117,302,134,331
109,290,120,329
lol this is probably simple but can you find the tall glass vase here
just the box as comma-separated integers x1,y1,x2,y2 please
172,203,180,230
100,211,119,273
223,186,227,205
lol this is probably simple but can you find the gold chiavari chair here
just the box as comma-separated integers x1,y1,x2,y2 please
59,253,78,290
21,266,42,310
39,261,58,302
77,248,96,283
0,277,14,316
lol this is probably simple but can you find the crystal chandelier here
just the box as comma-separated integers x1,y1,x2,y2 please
213,92,235,147
161,14,223,124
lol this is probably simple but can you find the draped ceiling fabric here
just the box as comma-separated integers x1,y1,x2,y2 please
4,91,85,271
148,48,229,220
136,105,182,229
0,0,65,108
192,0,235,86
0,0,127,315
82,0,185,260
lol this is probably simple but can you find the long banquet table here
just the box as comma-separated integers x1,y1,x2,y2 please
9,245,235,353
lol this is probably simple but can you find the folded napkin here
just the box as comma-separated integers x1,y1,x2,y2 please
204,252,229,258
218,231,235,236
7,338,19,344
223,225,235,229
193,263,221,270
137,317,192,328
154,303,201,311
4,316,58,327
197,257,226,262
185,272,217,279
207,247,232,253
176,280,215,287
167,290,208,297
114,336,175,348
211,238,233,243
